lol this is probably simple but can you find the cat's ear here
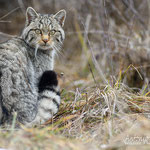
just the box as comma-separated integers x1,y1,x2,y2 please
54,10,66,27
26,7,38,26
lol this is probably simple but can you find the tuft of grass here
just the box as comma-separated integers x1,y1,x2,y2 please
1,74,150,150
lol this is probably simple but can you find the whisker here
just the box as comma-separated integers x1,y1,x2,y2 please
34,44,39,61
53,44,64,58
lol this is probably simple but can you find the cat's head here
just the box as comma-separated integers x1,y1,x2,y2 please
22,7,66,51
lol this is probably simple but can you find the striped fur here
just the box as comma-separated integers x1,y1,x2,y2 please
0,7,66,126
27,71,61,126
22,7,65,57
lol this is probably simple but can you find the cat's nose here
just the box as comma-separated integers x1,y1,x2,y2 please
42,38,49,43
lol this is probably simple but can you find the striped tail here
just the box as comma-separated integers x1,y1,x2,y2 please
27,70,61,126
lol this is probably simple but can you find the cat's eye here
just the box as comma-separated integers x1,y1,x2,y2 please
49,30,56,35
35,29,42,34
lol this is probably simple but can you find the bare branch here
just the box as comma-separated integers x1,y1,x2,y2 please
0,7,20,21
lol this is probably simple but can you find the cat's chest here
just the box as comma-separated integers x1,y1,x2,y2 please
27,49,54,85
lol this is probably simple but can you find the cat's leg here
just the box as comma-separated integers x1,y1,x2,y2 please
0,93,3,123
0,55,38,125
1,69,38,125
0,72,3,122
26,70,61,126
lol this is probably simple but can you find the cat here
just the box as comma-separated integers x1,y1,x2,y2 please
0,7,66,126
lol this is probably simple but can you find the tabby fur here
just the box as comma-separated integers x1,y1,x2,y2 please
0,7,66,126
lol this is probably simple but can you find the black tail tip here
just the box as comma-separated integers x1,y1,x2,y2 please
38,70,58,91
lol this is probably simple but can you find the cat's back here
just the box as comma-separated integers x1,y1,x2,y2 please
0,37,27,54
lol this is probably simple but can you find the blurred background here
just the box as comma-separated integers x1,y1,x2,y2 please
0,0,150,92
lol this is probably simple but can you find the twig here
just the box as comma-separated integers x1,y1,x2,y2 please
88,63,97,86
0,32,16,38
0,21,11,23
0,7,20,21
18,0,26,15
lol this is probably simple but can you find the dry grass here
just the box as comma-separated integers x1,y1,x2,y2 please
1,72,150,150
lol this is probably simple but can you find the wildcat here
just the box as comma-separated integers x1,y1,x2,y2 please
0,7,66,126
